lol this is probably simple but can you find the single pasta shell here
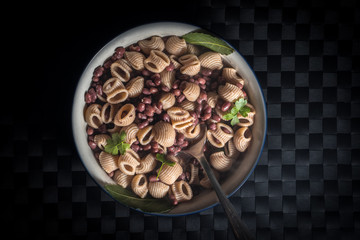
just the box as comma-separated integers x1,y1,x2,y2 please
224,139,240,160
198,51,223,70
210,151,233,172
94,134,110,150
233,127,252,152
117,149,140,175
153,121,176,147
158,92,176,110
114,104,136,127
218,82,244,103
171,115,194,130
121,123,139,146
136,153,157,174
110,59,132,82
237,103,256,127
103,77,124,95
165,36,188,56
136,125,154,145
138,36,165,55
167,107,190,121
182,82,200,102
207,92,219,108
113,170,133,188
222,67,245,86
158,162,183,185
106,86,129,104
131,174,148,199
85,104,103,129
171,180,193,202
125,76,144,98
160,70,176,89
181,124,200,139
144,50,170,73
207,123,234,148
187,163,200,185
148,181,170,199
178,54,201,76
178,100,196,112
169,55,182,69
124,51,145,71
98,151,119,173
100,102,117,123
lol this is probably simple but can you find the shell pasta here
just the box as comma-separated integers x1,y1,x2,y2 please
83,34,256,208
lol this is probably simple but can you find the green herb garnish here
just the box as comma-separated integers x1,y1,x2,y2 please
182,32,234,55
104,131,130,155
223,98,251,126
155,153,175,180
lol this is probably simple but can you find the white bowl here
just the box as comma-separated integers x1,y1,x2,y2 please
72,22,267,216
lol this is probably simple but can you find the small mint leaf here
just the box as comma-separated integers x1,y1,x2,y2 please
119,131,127,142
230,116,240,126
223,113,234,121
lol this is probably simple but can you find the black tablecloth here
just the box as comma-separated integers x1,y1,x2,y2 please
2,1,359,239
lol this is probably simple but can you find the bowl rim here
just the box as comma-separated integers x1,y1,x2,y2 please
72,21,267,217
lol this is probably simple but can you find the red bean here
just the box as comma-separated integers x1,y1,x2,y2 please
158,149,164,154
137,112,147,120
131,144,140,152
151,148,159,154
161,85,170,92
85,92,92,103
212,114,221,122
129,45,141,51
172,80,180,89
195,104,203,115
145,109,154,117
148,117,154,122
208,123,217,131
115,47,125,55
221,102,232,112
87,126,94,135
151,142,159,149
198,78,206,85
143,144,151,151
88,88,97,102
94,152,100,160
177,132,185,141
176,94,185,103
180,141,188,148
162,113,170,122
168,146,175,152
151,73,161,81
137,102,146,112
142,88,151,95
92,76,99,83
204,105,212,114
108,171,115,178
88,141,97,150
146,80,155,87
190,112,197,121
200,84,206,90
103,58,113,69
178,172,186,180
150,87,158,94
142,97,152,105
172,89,181,96
201,68,212,76
93,66,104,77
202,113,212,121
166,63,175,71
236,83,243,89
154,78,161,86
95,85,103,96
138,120,149,129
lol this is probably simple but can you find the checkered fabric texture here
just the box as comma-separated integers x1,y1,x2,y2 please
1,0,359,239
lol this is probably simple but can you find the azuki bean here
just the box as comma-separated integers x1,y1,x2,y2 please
137,112,147,120
180,140,188,148
146,80,155,87
87,126,94,135
202,113,212,121
221,127,231,134
143,144,151,151
212,113,221,122
161,85,170,92
131,144,140,152
166,63,175,71
201,68,212,76
96,85,103,96
221,101,231,112
204,105,212,114
154,78,161,86
176,94,185,103
88,141,97,150
172,89,181,96
148,117,154,122
208,123,217,131
93,66,104,77
142,97,152,104
142,69,151,77
198,77,206,85
162,113,170,122
149,87,158,94
138,120,149,129
115,47,125,55
149,175,159,182
137,102,146,112
142,88,151,95
85,92,92,103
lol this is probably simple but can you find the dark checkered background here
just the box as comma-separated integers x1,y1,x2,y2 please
1,0,359,239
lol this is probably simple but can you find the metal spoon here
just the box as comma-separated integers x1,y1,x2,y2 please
181,124,254,240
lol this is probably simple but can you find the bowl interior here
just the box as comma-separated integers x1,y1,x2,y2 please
72,22,267,216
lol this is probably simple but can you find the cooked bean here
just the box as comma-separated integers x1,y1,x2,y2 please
221,101,231,112
161,85,170,92
162,113,170,122
86,126,94,135
204,105,212,114
93,66,104,77
88,141,97,150
143,144,151,151
142,88,151,95
138,120,149,129
146,80,155,87
221,127,231,134
85,92,92,103
198,77,206,85
115,47,125,55
151,142,159,149
202,113,211,121
166,63,175,71
180,140,188,148
151,148,159,154
131,144,140,152
208,123,217,131
201,68,212,76
148,117,154,122
212,113,221,122
172,89,181,96
150,87,158,94
154,78,161,86
142,69,151,77
137,112,147,120
137,102,146,112
176,94,185,103
96,85,103,96
149,175,159,182
142,97,152,105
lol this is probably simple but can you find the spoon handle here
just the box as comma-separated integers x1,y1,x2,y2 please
198,155,254,240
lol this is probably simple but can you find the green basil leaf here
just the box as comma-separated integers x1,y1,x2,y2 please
112,133,122,143
230,107,239,115
223,113,235,121
119,131,127,142
120,143,130,155
156,153,166,163
164,160,175,167
182,33,234,55
230,116,240,126
105,184,174,213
